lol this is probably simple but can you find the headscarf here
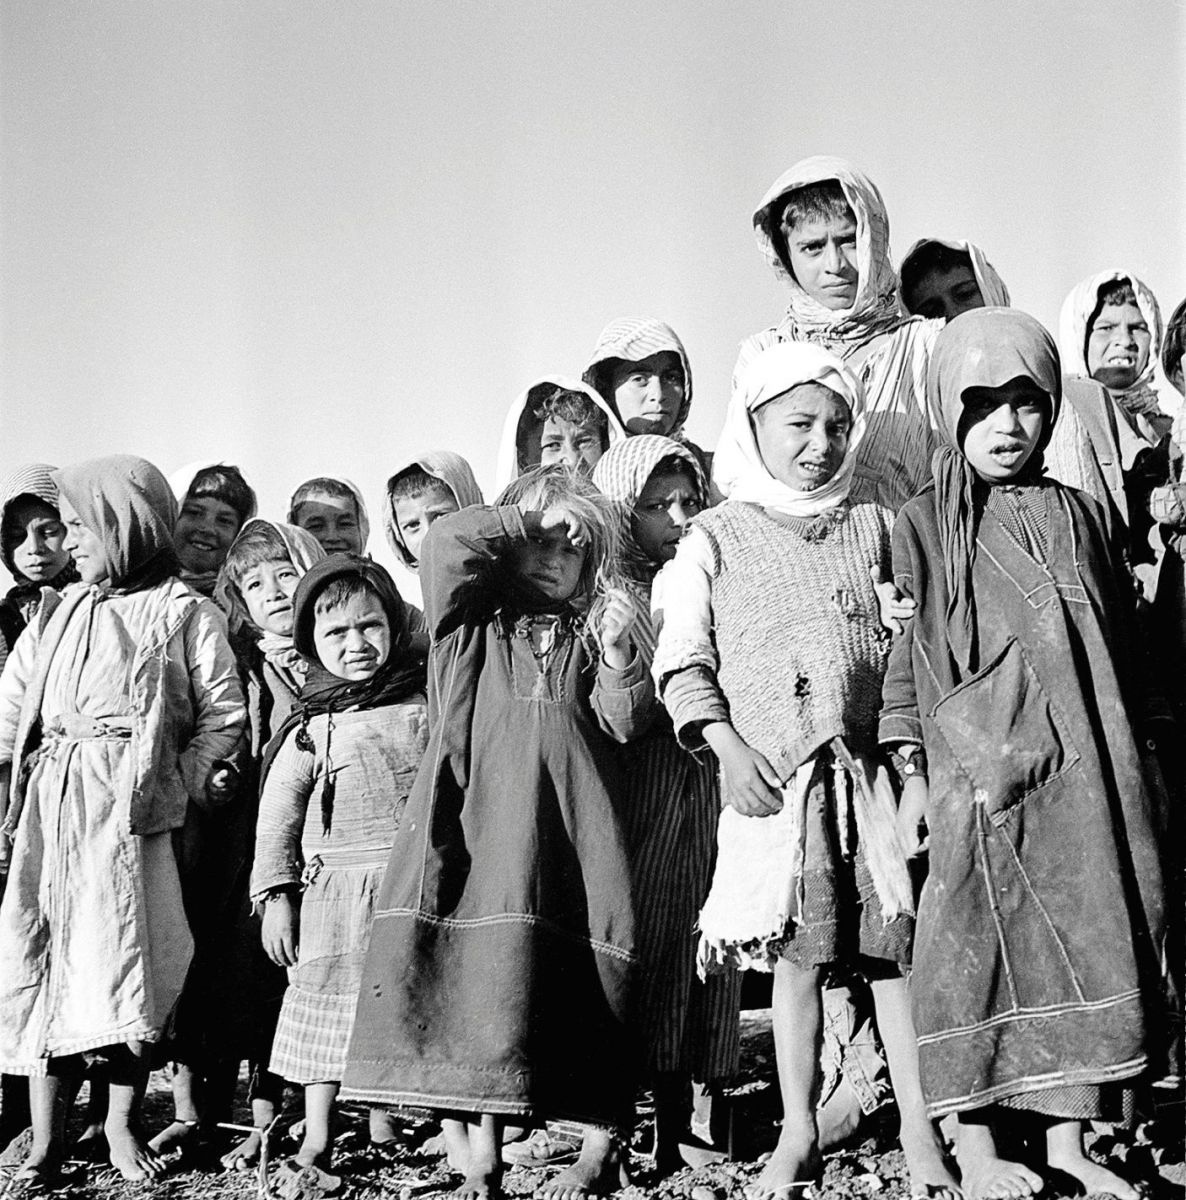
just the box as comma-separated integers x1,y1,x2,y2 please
1058,270,1167,432
898,237,1011,313
53,455,181,592
713,342,867,517
0,463,79,596
926,308,1061,674
1162,295,1186,388
752,156,905,352
592,435,707,585
261,553,427,834
288,475,371,553
583,317,695,440
494,375,627,490
384,451,484,570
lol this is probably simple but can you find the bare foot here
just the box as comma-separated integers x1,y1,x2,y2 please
901,1118,963,1200
453,1167,502,1200
540,1132,628,1200
14,1145,62,1184
957,1143,1041,1200
107,1127,167,1181
369,1108,402,1145
1047,1144,1142,1200
277,1158,342,1197
221,1130,262,1172
747,1126,821,1200
147,1117,200,1158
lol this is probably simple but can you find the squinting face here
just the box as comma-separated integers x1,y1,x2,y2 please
539,417,605,474
753,383,851,491
239,559,301,636
394,487,459,567
294,495,364,555
312,590,391,681
909,265,985,323
959,378,1048,482
58,496,108,584
632,470,702,564
610,352,685,437
174,495,242,575
1087,301,1151,392
509,526,586,602
2,498,71,584
783,211,859,311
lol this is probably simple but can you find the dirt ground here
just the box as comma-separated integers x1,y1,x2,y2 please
1,1012,1182,1200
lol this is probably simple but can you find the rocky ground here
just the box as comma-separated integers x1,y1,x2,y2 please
1,1012,1181,1200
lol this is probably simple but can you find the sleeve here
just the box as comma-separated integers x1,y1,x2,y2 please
177,600,249,808
590,649,655,743
0,618,41,769
419,505,528,641
250,730,315,898
878,508,926,747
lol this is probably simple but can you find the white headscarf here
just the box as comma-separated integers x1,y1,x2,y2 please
714,342,867,517
898,237,1011,312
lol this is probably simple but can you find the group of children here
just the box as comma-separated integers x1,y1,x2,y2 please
0,154,1182,1200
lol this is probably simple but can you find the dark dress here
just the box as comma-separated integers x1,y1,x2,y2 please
879,479,1170,1118
341,507,651,1126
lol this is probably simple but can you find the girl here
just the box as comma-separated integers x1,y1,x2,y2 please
592,437,742,1172
0,454,246,1183
169,461,258,596
653,344,957,1200
880,307,1170,1200
251,555,429,1191
288,477,370,557
342,466,651,1200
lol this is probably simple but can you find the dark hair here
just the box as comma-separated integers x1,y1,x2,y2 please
187,465,256,527
312,574,384,619
761,180,854,278
289,477,359,523
644,454,701,497
1085,279,1140,364
222,521,291,590
1163,296,1186,382
900,243,975,312
531,387,609,437
387,465,453,505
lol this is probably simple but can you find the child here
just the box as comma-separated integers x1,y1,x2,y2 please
898,239,1010,323
170,460,258,595
494,375,625,489
653,343,957,1200
592,437,742,1172
288,477,370,556
0,454,246,1184
251,554,429,1190
342,466,652,1200
880,308,1170,1200
1164,296,1186,397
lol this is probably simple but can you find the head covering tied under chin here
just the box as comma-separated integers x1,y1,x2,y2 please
927,307,1062,674
712,341,867,517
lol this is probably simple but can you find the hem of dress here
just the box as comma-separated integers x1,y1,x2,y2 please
1,1026,164,1076
337,1085,621,1131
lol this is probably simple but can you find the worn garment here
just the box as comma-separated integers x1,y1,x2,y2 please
898,237,1010,314
736,157,940,512
342,506,651,1125
384,451,484,571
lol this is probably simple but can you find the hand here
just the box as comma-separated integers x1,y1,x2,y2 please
896,774,930,857
260,893,300,967
599,587,637,669
204,761,239,807
540,505,591,550
870,566,915,636
703,723,784,817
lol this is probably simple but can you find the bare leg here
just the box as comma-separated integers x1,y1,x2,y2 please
106,1041,167,1180
16,1056,82,1181
749,959,823,1199
870,975,961,1199
653,1072,688,1174
148,1061,202,1155
75,1067,110,1159
295,1082,338,1170
540,1126,625,1200
221,1097,275,1172
442,1117,471,1173
454,1113,502,1200
369,1106,401,1145
1046,1119,1140,1200
955,1112,1042,1200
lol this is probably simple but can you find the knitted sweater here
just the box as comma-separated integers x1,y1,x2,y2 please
656,501,893,780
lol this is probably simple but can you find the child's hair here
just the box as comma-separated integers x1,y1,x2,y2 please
221,522,292,591
1092,279,1137,314
186,464,256,525
1164,297,1186,381
900,243,975,309
289,476,361,521
761,180,855,278
387,465,453,505
531,387,610,443
313,574,382,620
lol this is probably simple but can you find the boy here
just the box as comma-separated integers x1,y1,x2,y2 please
898,238,1009,323
170,462,257,594
385,452,483,576
288,477,369,556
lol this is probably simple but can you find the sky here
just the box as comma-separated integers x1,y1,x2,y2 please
1,1,1184,578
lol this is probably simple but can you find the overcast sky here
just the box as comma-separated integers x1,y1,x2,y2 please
2,1,1183,566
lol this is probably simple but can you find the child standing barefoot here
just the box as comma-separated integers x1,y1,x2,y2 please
654,344,958,1200
881,308,1171,1200
251,555,429,1190
0,454,246,1184
342,466,652,1200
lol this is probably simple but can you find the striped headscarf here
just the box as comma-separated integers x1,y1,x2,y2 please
1,463,64,579
898,237,1011,314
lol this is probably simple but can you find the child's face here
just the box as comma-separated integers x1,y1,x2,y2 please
539,417,605,475
312,589,392,681
753,383,851,491
910,265,984,323
510,526,585,603
239,558,301,637
2,498,71,584
174,496,242,575
1087,301,1151,392
394,486,459,567
58,496,108,585
958,379,1047,482
782,210,859,310
294,495,364,555
610,352,685,437
632,469,702,564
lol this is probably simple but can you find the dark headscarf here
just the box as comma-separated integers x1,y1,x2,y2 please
926,308,1061,673
52,455,180,592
